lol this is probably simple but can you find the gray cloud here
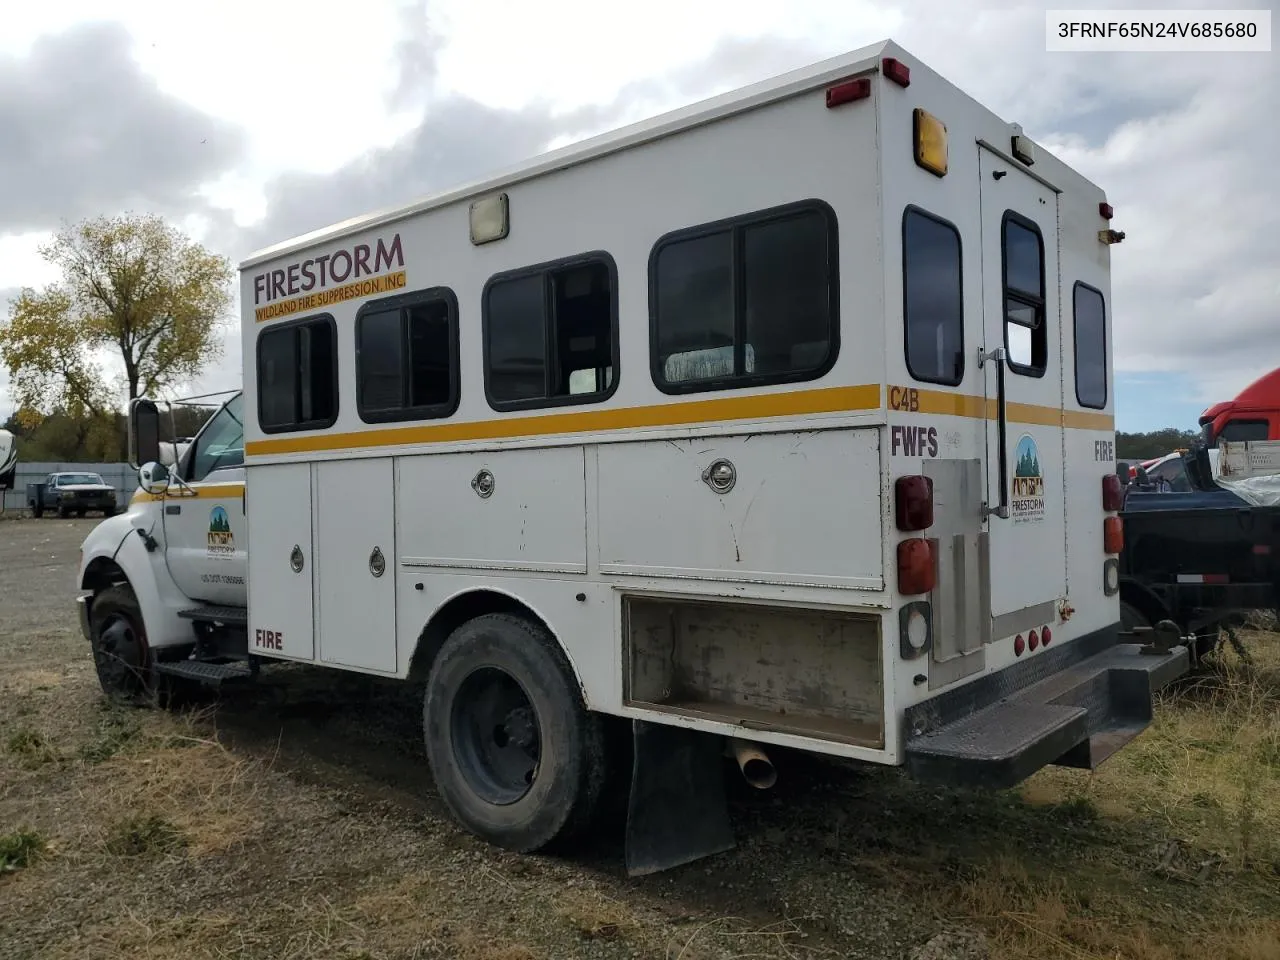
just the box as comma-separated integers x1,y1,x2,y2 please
0,20,247,235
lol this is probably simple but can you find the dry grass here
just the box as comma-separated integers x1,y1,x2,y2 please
2,519,1278,960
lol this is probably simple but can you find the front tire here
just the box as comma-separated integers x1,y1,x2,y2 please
89,584,154,704
423,613,607,854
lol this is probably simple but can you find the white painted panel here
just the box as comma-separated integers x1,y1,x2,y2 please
316,458,397,673
597,428,883,588
246,464,314,661
396,447,586,574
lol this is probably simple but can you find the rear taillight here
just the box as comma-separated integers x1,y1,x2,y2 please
1104,516,1124,554
1028,629,1040,652
897,538,936,595
1102,474,1123,511
1041,625,1052,645
1013,634,1025,656
895,475,934,531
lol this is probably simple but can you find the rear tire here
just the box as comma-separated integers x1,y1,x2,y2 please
31,503,43,518
423,613,607,854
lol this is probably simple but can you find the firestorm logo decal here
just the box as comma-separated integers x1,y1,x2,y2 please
1011,434,1045,523
252,233,407,323
208,506,235,559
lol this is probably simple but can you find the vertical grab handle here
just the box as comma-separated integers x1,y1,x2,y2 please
980,346,1010,520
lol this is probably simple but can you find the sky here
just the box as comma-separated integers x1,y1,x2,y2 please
1,0,1276,433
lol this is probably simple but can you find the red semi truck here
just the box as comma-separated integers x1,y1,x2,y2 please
1200,366,1280,447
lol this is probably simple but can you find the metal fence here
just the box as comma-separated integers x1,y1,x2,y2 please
2,462,133,513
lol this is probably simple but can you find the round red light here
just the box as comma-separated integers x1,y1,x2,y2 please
1042,625,1052,645
1013,634,1025,656
1028,629,1040,651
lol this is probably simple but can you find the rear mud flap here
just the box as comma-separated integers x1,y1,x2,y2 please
624,720,736,876
904,633,1190,789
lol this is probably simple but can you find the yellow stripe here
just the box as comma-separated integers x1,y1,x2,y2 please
131,483,245,504
241,383,1114,458
245,384,883,457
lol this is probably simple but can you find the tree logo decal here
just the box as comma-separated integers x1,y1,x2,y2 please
207,505,235,558
1011,434,1046,523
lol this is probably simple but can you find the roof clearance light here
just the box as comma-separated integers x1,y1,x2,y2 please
826,78,871,108
469,193,510,245
882,57,911,87
913,108,947,178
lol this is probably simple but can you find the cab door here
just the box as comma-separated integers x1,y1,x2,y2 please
162,395,247,606
978,148,1067,629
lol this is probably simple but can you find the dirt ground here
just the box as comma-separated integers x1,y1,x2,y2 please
1,515,1278,960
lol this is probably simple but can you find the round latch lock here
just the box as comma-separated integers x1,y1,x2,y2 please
289,545,304,573
701,458,737,494
369,546,386,578
471,468,496,499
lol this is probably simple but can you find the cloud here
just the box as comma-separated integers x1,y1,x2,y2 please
0,20,247,235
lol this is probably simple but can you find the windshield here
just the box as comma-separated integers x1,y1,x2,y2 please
57,473,104,486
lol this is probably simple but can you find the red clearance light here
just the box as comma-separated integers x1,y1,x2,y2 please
1104,516,1124,554
1014,634,1025,656
826,78,871,108
1102,474,1124,511
882,57,911,87
897,538,936,595
1042,625,1052,646
1099,202,1114,220
895,475,934,531
1028,629,1040,652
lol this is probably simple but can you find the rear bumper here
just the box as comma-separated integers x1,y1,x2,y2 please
903,623,1189,789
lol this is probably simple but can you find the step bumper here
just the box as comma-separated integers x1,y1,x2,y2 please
903,626,1189,789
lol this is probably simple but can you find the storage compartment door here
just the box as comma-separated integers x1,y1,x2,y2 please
316,458,397,674
246,463,314,661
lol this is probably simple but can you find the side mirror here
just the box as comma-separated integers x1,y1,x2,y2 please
1135,466,1150,485
130,398,161,470
138,461,170,496
1115,462,1130,487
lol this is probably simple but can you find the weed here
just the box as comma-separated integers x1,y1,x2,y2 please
104,814,188,857
5,726,60,766
0,829,47,872
78,705,142,763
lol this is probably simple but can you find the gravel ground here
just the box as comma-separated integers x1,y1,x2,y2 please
1,516,1276,960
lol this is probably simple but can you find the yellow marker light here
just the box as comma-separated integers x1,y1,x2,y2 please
913,108,947,177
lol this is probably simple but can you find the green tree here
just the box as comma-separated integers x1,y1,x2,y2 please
0,214,233,440
1116,428,1199,461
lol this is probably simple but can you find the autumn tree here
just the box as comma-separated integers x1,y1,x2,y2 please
0,214,233,432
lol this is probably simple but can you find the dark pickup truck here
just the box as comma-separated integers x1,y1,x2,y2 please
26,471,119,518
1117,445,1279,658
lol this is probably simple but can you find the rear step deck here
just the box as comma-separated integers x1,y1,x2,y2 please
904,632,1190,789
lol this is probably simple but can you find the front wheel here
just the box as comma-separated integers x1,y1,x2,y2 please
423,613,608,854
88,584,154,704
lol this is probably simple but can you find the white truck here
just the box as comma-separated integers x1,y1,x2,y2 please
0,428,16,512
76,39,1188,875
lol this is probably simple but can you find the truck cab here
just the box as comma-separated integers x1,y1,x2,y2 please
76,392,248,695
1199,366,1280,447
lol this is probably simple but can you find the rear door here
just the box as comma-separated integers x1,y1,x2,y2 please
978,148,1067,630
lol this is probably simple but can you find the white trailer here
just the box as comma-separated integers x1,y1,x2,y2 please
77,39,1187,874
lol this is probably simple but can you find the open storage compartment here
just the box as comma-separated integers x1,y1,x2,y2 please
623,594,884,747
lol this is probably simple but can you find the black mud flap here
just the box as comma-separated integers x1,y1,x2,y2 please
904,628,1190,789
624,720,736,877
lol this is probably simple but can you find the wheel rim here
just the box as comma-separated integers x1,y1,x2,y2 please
450,667,541,805
95,613,148,696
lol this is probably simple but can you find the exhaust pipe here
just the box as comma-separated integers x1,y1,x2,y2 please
727,738,777,790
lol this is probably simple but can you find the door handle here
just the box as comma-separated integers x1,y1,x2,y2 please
980,346,1010,520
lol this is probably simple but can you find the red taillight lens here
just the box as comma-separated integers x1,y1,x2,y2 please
1099,202,1114,220
1014,634,1025,656
1104,516,1124,554
895,475,934,531
1102,473,1123,511
897,538,936,595
1028,629,1040,651
1042,625,1052,645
